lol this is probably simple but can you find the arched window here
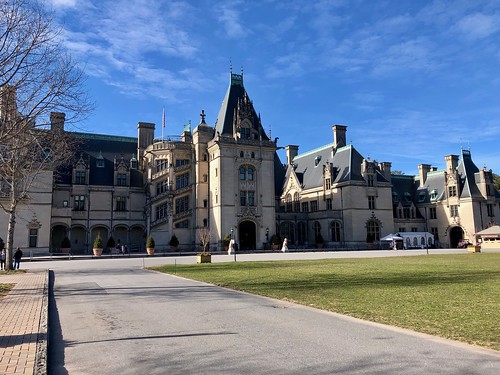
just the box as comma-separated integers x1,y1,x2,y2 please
293,192,300,212
285,194,292,212
297,222,306,245
330,221,341,242
313,221,321,238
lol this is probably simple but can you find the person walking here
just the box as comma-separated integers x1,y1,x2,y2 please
13,247,23,269
0,247,6,270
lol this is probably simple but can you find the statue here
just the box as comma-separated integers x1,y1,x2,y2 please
281,238,288,252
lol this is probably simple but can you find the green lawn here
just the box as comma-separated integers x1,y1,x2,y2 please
152,253,500,351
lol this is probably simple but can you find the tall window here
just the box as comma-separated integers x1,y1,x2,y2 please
293,192,300,212
429,207,437,219
285,194,292,212
239,166,255,181
313,221,321,238
156,180,169,195
325,178,331,190
175,159,189,166
74,195,85,211
116,196,126,211
326,198,332,210
310,200,318,212
368,196,375,210
487,204,494,217
302,202,309,212
367,175,374,187
448,186,457,197
431,227,439,240
366,220,380,242
175,196,189,214
29,228,38,247
450,205,459,217
155,202,168,220
75,170,86,184
155,159,168,172
240,191,255,206
330,221,341,242
176,173,189,189
117,173,127,186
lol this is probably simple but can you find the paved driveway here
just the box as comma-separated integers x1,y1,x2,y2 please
24,250,500,374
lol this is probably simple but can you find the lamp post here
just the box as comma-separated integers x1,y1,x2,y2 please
266,227,269,248
424,206,429,255
231,227,236,262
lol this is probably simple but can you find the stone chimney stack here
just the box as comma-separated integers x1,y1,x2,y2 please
418,164,431,185
50,112,66,132
445,155,459,173
380,161,392,182
332,125,347,149
285,145,299,165
137,122,155,165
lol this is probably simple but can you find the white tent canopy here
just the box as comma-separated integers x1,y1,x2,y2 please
380,233,404,241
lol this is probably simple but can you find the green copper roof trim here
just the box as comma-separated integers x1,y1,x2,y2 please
70,132,138,143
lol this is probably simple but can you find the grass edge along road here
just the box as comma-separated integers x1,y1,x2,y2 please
152,253,500,351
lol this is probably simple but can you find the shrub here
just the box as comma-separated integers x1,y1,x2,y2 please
315,233,324,244
93,233,103,249
270,234,281,246
169,234,179,247
146,236,155,248
106,236,115,248
61,236,71,248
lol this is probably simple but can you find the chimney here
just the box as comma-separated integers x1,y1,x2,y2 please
50,112,66,132
380,161,392,182
445,155,459,173
137,122,155,165
285,145,299,165
418,164,431,185
332,125,347,149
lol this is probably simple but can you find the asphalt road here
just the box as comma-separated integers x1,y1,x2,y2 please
24,250,500,374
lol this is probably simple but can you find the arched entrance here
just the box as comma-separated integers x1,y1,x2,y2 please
51,224,68,253
238,221,256,250
450,226,464,248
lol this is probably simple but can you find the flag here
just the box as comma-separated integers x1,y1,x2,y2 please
162,107,166,129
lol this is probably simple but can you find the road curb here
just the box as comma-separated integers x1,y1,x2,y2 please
34,270,49,375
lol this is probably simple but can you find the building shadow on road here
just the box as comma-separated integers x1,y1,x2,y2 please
48,270,69,375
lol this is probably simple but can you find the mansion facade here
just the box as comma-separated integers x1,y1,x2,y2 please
1,73,499,253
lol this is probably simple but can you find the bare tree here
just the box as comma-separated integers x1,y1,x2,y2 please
0,0,91,269
197,227,212,253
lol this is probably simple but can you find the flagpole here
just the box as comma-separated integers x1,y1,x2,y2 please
162,107,165,141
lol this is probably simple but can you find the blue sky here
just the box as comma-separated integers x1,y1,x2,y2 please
47,0,500,175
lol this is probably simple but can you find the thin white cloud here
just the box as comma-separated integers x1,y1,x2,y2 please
215,1,247,39
455,13,499,40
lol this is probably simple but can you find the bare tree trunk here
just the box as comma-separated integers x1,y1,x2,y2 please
5,200,16,270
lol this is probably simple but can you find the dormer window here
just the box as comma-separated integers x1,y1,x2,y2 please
430,189,438,200
404,192,412,203
418,191,426,202
130,156,138,169
96,152,104,168
392,192,399,203
314,155,321,167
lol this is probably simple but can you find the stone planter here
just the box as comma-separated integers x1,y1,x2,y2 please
467,245,481,253
93,248,103,257
197,253,211,264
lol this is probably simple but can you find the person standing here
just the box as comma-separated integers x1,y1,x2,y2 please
281,238,288,252
0,248,6,270
13,247,23,269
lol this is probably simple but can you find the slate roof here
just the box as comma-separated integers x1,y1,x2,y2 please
284,143,388,192
57,132,143,187
214,73,269,140
457,149,482,199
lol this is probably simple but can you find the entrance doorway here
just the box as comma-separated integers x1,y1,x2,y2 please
238,221,256,250
450,226,464,248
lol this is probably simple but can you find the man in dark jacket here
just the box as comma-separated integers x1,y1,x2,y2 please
13,247,23,269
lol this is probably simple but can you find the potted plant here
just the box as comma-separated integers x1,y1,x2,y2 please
146,236,155,255
197,228,212,263
222,234,231,251
270,234,281,251
106,236,116,254
169,234,179,251
315,233,324,249
60,236,71,254
93,233,103,256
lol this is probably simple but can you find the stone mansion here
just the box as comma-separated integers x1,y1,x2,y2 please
1,72,499,253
